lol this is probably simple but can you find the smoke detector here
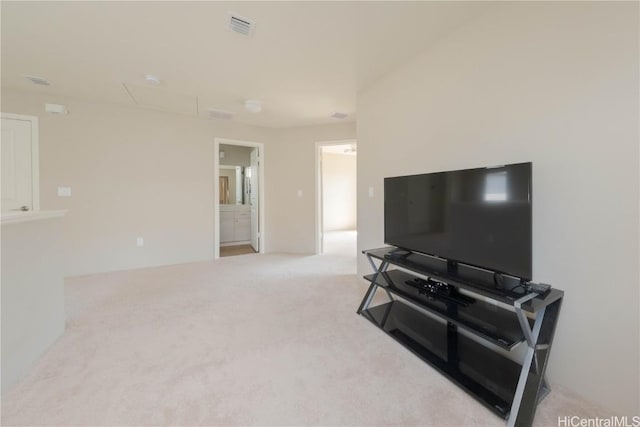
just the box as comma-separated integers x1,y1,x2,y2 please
244,100,262,113
228,13,254,36
144,74,161,85
25,75,51,86
331,112,348,119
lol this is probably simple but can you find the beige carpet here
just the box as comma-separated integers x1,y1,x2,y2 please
2,232,605,426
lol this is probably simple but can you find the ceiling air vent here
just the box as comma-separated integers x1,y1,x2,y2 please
25,75,51,86
228,13,254,36
208,109,235,120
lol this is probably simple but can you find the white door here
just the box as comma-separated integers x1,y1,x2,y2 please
249,148,259,251
1,116,35,212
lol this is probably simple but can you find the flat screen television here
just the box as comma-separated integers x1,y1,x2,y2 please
384,162,532,280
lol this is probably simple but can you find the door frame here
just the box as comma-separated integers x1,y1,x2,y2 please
213,138,265,259
1,113,40,212
314,139,357,254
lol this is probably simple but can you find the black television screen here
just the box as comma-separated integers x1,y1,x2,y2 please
384,162,532,280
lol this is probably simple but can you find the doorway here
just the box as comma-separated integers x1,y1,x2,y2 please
214,138,264,259
1,113,40,213
315,140,357,255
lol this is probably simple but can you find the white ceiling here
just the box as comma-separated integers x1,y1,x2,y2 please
1,1,492,128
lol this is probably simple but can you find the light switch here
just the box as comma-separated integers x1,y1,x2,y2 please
368,187,375,198
136,237,144,247
58,187,71,197
297,190,303,198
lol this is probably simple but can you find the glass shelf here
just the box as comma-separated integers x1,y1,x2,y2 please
363,247,563,312
361,300,522,419
364,269,530,350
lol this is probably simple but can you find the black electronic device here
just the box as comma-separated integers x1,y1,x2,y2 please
384,162,532,281
523,281,552,298
404,277,476,307
384,248,412,260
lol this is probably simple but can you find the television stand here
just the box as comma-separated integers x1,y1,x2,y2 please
358,247,564,427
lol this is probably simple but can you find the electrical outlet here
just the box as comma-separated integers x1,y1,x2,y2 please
136,237,144,247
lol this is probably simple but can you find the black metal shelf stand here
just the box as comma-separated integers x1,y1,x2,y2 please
358,247,564,427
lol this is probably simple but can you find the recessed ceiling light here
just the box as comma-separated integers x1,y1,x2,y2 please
244,100,262,113
331,112,348,119
25,75,51,86
144,74,161,85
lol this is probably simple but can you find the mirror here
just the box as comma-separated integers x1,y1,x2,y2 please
219,165,251,205
219,144,255,205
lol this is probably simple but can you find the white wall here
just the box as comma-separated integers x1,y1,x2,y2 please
0,90,271,275
357,2,639,416
1,217,65,392
267,123,356,253
322,152,356,231
0,90,356,274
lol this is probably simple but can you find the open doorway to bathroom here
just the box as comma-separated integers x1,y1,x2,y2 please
214,138,264,259
315,140,357,256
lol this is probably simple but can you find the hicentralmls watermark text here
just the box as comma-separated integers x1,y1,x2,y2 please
558,416,640,427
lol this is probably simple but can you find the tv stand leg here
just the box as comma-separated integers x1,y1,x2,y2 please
537,378,551,404
508,296,563,427
357,255,390,314
357,282,377,314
